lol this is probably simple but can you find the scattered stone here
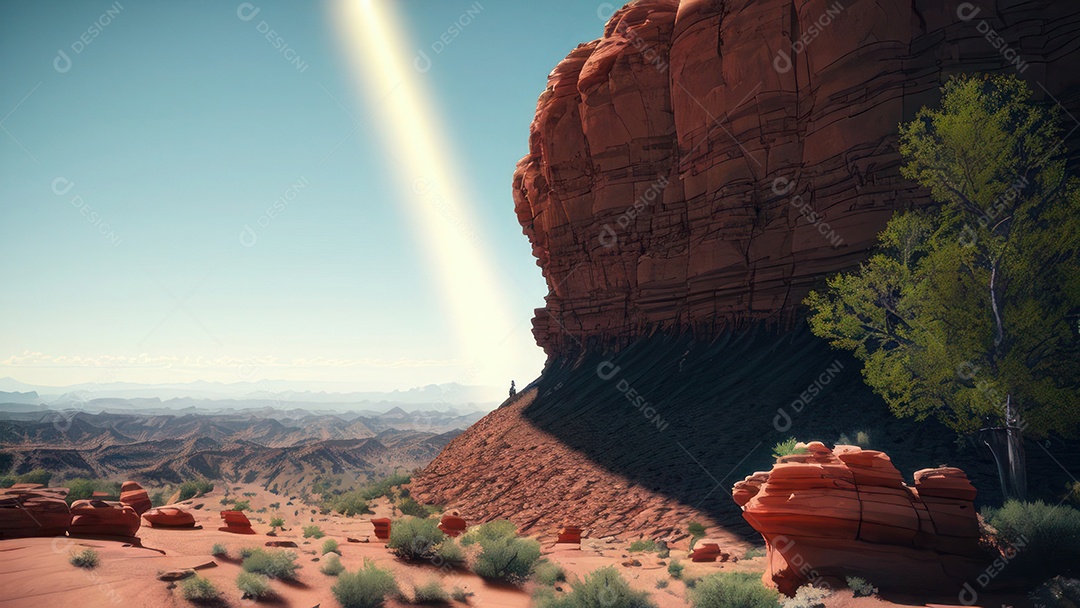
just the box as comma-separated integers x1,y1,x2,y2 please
157,569,195,582
265,541,298,548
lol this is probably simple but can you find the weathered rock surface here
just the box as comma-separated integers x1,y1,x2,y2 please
143,506,196,528
218,510,255,534
119,481,152,516
732,442,987,594
0,485,71,539
514,0,1080,358
69,499,141,538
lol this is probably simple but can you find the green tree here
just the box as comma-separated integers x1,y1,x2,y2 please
806,74,1080,500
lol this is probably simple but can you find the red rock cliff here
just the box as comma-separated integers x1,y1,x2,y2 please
513,0,1080,357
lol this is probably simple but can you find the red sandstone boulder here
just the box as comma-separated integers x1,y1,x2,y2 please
70,499,140,538
218,510,255,534
557,525,582,544
371,517,391,540
438,514,467,537
143,506,196,528
0,486,72,538
733,444,987,595
119,481,152,516
689,542,723,562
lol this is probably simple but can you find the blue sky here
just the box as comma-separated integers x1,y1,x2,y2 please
0,0,607,393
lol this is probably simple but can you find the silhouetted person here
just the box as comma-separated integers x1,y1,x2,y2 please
509,380,516,397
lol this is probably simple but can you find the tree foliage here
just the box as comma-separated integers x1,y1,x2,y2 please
806,74,1080,438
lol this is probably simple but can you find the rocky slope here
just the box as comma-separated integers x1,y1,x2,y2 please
514,0,1080,356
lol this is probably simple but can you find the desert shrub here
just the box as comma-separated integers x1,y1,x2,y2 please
69,548,99,568
460,519,517,546
210,543,227,557
220,497,231,505
656,579,669,589
667,559,684,579
981,500,1080,577
388,516,445,560
358,472,411,500
688,521,707,550
303,524,325,539
236,571,272,599
331,559,400,608
269,516,285,529
239,546,259,558
413,579,449,604
534,559,567,586
450,587,468,602
0,476,12,488
539,566,657,608
437,538,465,565
855,431,870,446
322,538,340,554
320,554,345,576
15,469,53,486
629,538,658,552
327,490,373,517
473,534,542,584
781,585,830,608
178,478,213,501
771,438,807,459
65,478,121,504
180,576,219,602
691,572,780,608
744,547,767,560
845,577,876,598
231,500,250,511
242,548,300,580
398,496,429,518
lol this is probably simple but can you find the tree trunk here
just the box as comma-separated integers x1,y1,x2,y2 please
980,396,1028,502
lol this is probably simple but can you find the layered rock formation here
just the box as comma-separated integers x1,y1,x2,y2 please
0,485,71,539
732,442,987,594
513,0,1080,357
69,499,141,538
119,481,152,516
143,506,196,528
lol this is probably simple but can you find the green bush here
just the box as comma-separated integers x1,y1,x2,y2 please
413,579,449,604
845,577,876,598
688,521,707,549
667,559,684,579
327,490,373,517
358,472,411,500
180,576,219,602
744,547,767,560
450,587,469,602
534,559,567,585
537,566,657,608
629,539,659,552
320,554,345,576
2,469,53,489
460,519,517,546
437,538,465,566
303,524,325,539
982,500,1080,578
398,496,429,518
178,478,213,501
691,572,780,608
231,500,250,511
65,478,121,504
388,517,445,560
269,516,285,529
656,579,669,589
781,586,830,608
69,548,99,568
771,438,807,459
331,559,400,608
242,548,300,580
473,535,542,584
210,543,227,557
322,538,340,555
239,546,258,558
236,571,272,599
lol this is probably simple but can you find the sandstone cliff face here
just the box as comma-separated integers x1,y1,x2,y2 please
513,0,1080,357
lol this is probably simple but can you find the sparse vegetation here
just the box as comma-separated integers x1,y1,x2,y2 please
450,587,468,602
302,524,325,539
536,566,657,608
667,559,684,579
845,577,877,598
242,548,300,581
459,519,517,546
656,579,669,589
231,500,250,511
744,547,766,560
772,438,807,459
236,571,273,600
322,538,339,555
269,516,285,530
782,586,830,608
180,575,219,603
981,500,1080,577
69,548,99,568
629,538,659,552
210,543,227,557
688,521,707,550
326,490,373,517
178,478,213,501
690,572,780,608
239,546,259,559
388,517,445,560
320,554,345,576
412,579,450,604
398,496,429,518
64,478,122,504
0,469,53,489
437,538,465,566
533,560,566,586
331,559,400,608
465,519,542,584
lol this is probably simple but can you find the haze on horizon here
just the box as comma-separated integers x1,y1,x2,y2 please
0,1,605,393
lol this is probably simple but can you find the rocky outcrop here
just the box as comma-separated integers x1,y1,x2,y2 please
143,507,196,528
732,442,987,594
69,499,141,538
513,0,1080,357
0,485,71,539
218,510,255,534
119,481,152,516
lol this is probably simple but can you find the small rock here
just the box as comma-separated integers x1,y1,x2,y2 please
347,537,362,543
157,569,195,582
265,541,298,548
620,559,642,567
